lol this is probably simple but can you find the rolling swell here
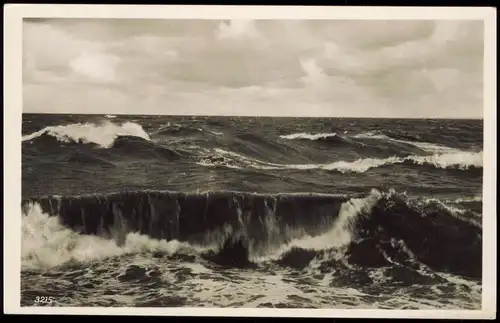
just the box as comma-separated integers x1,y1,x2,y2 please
22,132,80,149
109,136,189,161
231,132,308,164
62,151,117,168
23,134,189,164
152,124,204,137
279,131,452,159
21,190,481,279
198,148,483,174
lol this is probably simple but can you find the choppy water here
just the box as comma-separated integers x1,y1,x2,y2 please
21,114,483,308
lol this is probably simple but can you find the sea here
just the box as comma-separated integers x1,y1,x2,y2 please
21,114,483,309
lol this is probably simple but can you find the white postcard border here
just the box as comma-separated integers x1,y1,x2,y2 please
3,5,497,319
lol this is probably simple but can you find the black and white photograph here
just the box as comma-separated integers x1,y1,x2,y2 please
3,5,497,319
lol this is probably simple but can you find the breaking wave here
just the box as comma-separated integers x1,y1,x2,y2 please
22,121,151,149
22,189,481,280
264,189,383,259
21,202,198,270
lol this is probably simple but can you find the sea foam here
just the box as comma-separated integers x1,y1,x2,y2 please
259,189,383,261
353,131,459,154
199,147,483,173
21,202,194,270
22,121,151,148
279,132,338,140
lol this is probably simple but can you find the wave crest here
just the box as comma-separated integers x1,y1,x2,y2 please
21,202,199,270
353,131,459,154
22,121,151,148
280,132,339,140
22,189,481,279
263,189,383,260
198,148,482,173
320,151,483,173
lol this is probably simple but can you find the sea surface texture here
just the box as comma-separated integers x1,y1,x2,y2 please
21,114,483,309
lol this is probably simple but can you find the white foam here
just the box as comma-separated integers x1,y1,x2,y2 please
21,202,196,270
405,151,483,169
319,157,402,173
451,196,483,203
320,151,483,172
284,130,463,155
199,147,483,173
422,198,468,215
196,148,268,170
21,121,151,148
280,132,338,140
353,131,459,154
259,189,383,261
418,198,482,227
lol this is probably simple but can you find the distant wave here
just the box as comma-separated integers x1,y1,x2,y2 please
280,131,458,157
417,198,482,227
22,121,150,149
151,122,222,138
280,132,339,140
451,196,483,203
151,122,202,136
198,148,483,173
290,151,483,173
22,189,481,280
279,132,360,149
282,130,460,153
353,131,459,154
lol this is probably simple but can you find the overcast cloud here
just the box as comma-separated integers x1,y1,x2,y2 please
23,19,484,118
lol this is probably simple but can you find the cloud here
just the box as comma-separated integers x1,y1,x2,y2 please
216,19,260,39
69,52,120,83
23,19,484,118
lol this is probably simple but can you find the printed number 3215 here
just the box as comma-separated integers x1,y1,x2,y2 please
35,296,53,304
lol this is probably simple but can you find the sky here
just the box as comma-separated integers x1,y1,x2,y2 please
22,18,484,118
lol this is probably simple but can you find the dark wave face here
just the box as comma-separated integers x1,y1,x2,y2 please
21,114,483,309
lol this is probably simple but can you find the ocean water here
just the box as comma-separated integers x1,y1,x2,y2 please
21,114,483,309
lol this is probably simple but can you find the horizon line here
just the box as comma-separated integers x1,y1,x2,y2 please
21,112,484,120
